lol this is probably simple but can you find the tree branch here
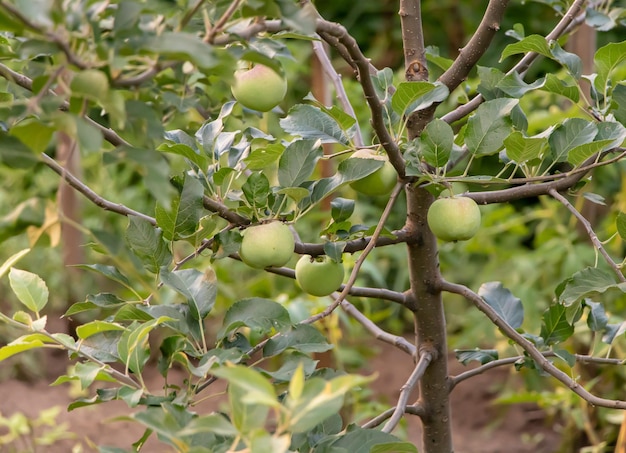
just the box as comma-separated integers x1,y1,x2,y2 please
440,279,626,409
311,38,365,147
549,188,626,282
0,63,131,148
450,353,626,390
362,404,425,429
399,0,427,82
41,153,156,224
441,0,586,124
315,19,405,177
340,300,416,355
0,1,90,70
438,0,510,92
382,349,434,433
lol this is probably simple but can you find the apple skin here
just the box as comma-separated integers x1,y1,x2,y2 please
240,222,294,269
427,196,481,242
231,64,287,112
295,255,345,297
348,149,397,196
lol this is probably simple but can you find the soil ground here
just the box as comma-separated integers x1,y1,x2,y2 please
0,337,567,453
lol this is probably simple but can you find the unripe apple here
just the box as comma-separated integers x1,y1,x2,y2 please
231,64,287,112
427,196,481,242
348,149,397,196
240,221,294,269
295,255,345,297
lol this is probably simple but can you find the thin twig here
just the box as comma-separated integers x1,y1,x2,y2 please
362,404,425,429
41,153,156,224
340,299,416,355
441,0,586,124
315,19,405,177
549,188,626,283
440,279,626,409
450,353,626,390
205,0,243,43
381,350,433,433
0,1,90,69
311,38,364,147
0,63,131,148
301,182,405,326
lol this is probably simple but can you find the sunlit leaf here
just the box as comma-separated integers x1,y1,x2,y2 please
9,268,49,313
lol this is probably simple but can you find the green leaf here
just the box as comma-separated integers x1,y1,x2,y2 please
287,374,374,433
155,174,204,240
9,119,55,153
454,348,499,365
77,264,133,289
143,32,218,69
212,365,277,433
242,172,271,208
76,320,125,340
126,216,172,274
263,324,332,357
550,41,582,79
160,268,217,320
497,72,546,98
243,144,284,170
416,118,454,168
330,198,355,222
567,139,614,166
465,99,517,156
218,298,292,339
322,424,417,453
280,105,349,144
540,304,574,345
500,34,553,61
594,41,626,95
323,241,346,264
0,335,46,361
391,82,447,116
0,132,39,168
540,74,580,102
8,268,49,313
0,248,30,279
558,267,626,306
549,118,598,163
586,301,609,332
478,281,524,329
118,317,172,374
503,131,548,163
177,414,238,438
278,139,323,188
131,404,194,450
305,157,384,207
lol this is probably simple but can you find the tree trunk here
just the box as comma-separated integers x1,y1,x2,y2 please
405,184,453,453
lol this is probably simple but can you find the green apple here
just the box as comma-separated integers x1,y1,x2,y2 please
348,149,397,196
231,64,287,112
295,255,345,297
427,196,481,242
240,221,294,269
70,69,109,100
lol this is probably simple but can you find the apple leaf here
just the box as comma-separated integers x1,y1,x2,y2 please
278,139,323,187
454,348,499,365
540,304,574,345
558,267,626,306
478,281,524,329
218,298,292,339
280,105,350,145
466,99,517,156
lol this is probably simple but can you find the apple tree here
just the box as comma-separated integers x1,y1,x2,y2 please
1,0,626,451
